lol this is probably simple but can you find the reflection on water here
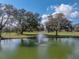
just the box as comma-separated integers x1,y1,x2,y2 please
37,33,48,43
1,39,20,50
37,40,49,59
0,38,79,59
0,39,20,59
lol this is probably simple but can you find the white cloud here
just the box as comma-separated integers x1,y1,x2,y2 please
51,4,79,19
41,14,49,25
42,14,48,19
42,3,79,24
70,11,79,18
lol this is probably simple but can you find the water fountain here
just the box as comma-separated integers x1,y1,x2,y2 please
37,32,48,44
37,15,49,44
41,14,49,32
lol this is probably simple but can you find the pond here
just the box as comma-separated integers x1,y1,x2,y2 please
0,36,79,59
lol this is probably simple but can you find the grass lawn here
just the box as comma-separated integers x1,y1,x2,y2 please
1,32,79,39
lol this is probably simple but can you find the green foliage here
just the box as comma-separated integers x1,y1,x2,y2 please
28,40,36,47
20,39,36,47
47,13,73,32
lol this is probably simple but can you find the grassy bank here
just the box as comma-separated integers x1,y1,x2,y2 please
1,32,79,39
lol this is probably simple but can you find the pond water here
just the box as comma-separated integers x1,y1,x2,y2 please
0,37,79,59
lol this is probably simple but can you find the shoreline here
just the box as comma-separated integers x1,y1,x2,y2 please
0,32,79,39
1,35,79,40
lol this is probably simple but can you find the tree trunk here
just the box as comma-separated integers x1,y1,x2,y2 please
56,30,58,36
19,27,23,35
20,30,23,35
17,28,23,35
0,29,2,38
19,25,23,35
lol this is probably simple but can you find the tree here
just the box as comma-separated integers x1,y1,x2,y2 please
47,13,72,32
12,9,26,34
0,4,15,37
25,12,39,32
73,24,79,32
12,8,40,33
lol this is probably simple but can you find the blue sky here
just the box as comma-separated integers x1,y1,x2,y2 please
0,0,79,23
0,0,78,14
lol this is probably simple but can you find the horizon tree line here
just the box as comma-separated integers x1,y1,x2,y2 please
0,3,78,37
